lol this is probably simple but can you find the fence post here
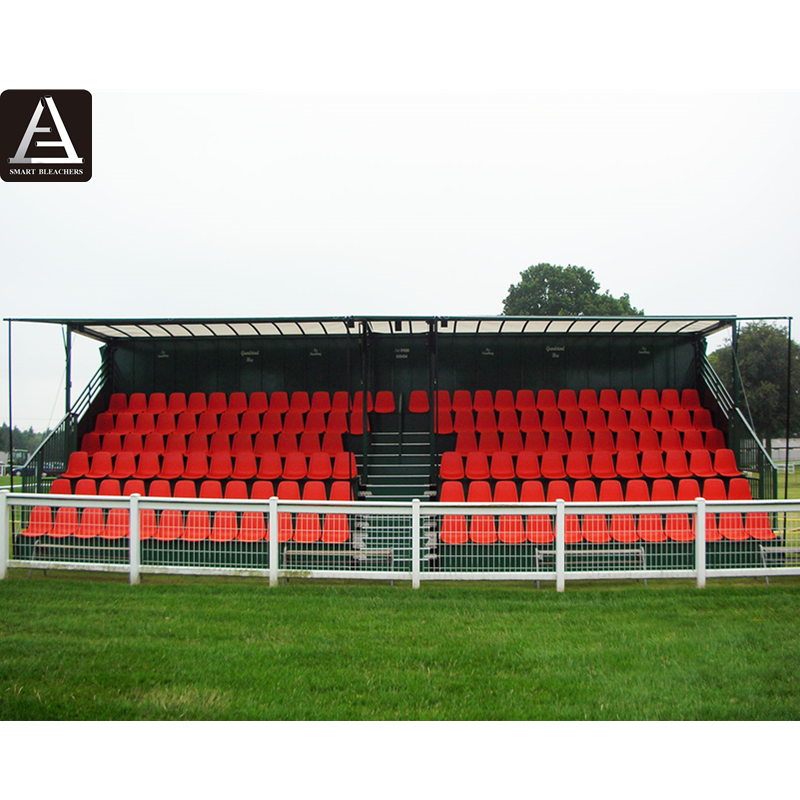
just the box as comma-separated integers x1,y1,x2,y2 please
0,491,8,581
129,493,141,585
269,496,279,587
412,499,421,589
556,499,565,593
695,497,706,589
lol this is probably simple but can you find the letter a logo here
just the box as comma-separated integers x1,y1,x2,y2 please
1,89,91,182
9,96,83,164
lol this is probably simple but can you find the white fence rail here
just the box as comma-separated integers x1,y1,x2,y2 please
2,490,800,590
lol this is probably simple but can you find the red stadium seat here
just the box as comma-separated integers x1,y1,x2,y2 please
497,409,520,433
523,430,547,455
639,389,661,411
713,449,741,478
434,409,454,435
183,510,211,542
228,392,249,415
689,450,717,479
693,409,714,431
704,429,726,452
22,506,53,539
439,452,465,480
626,479,665,543
607,408,629,433
207,392,228,414
521,481,552,544
664,450,692,479
640,451,667,479
454,431,478,455
114,413,135,436
439,481,468,545
151,508,183,542
231,452,258,480
63,451,90,479
557,390,578,411
81,432,102,456
519,409,541,433
467,481,497,544
515,451,540,480
206,452,233,481
637,429,661,453
217,411,240,436
108,393,128,414
307,452,333,480
628,409,651,433
670,409,693,432
187,392,207,415
592,430,616,454
547,430,570,456
494,390,515,412
682,430,705,453
147,393,167,415
619,390,640,411
269,392,290,414
602,480,636,543
615,450,642,480
294,482,325,543
590,451,617,480
574,480,609,544
451,390,472,413
101,433,123,456
546,480,580,544
515,390,536,412
332,452,357,480
660,389,681,411
478,431,501,454
490,452,515,480
652,479,693,542
276,431,298,455
563,409,586,433
570,430,593,454
661,430,685,453
453,410,476,434
565,451,592,480
87,452,113,480
578,390,599,411
110,452,137,480
176,412,198,436
133,413,155,436
351,391,373,413
123,433,144,454
541,409,563,433
298,432,321,454
257,452,283,481
536,390,557,411
155,413,176,435
276,481,301,542
501,430,524,455
473,390,494,412
304,411,327,435
408,391,430,414
685,478,721,542
282,452,308,480
310,391,332,413
494,481,524,544
331,392,351,412
540,451,566,480
464,452,490,481
598,389,619,411
585,408,608,433
374,391,395,414
231,432,254,457
677,389,700,410
475,410,498,434
75,507,106,540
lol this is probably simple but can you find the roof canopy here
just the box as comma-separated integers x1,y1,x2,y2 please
7,315,737,343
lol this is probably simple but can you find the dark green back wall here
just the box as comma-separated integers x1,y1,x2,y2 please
110,333,699,396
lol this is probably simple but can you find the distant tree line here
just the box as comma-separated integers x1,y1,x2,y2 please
0,424,50,455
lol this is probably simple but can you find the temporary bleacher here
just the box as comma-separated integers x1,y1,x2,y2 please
15,313,783,575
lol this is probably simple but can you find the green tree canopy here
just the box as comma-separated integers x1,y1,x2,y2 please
707,321,800,442
502,263,643,317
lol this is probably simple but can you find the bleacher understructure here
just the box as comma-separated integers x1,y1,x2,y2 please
5,315,794,586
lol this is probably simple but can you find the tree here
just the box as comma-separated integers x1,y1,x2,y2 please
502,263,643,317
707,321,800,444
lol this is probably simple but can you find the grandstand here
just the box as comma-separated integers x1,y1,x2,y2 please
3,315,794,587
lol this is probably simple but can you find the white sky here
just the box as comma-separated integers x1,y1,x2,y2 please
2,3,799,434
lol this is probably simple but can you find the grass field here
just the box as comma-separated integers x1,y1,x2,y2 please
1,571,799,721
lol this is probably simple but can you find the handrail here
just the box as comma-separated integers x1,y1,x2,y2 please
20,360,110,493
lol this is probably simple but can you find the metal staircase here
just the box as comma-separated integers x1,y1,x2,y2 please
359,430,433,502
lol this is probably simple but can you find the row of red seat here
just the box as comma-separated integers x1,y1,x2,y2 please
81,430,352,458
448,428,726,456
439,478,774,544
93,408,372,438
436,406,715,435
440,448,741,482
431,388,705,413
22,480,355,544
105,387,708,417
62,450,358,483
107,390,375,416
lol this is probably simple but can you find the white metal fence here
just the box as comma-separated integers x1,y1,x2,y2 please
2,490,800,590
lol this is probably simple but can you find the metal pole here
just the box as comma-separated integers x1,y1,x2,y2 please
555,499,565,593
269,495,279,586
0,491,9,580
731,322,739,458
64,325,73,417
412,498,420,589
129,494,141,585
7,320,13,493
785,318,793,501
695,497,706,589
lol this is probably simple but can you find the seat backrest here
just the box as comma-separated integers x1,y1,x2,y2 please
207,392,228,414
676,478,701,500
599,480,624,502
546,480,571,502
651,479,676,502
624,479,650,502
440,481,465,503
493,480,518,503
515,389,536,411
472,390,494,412
408,390,430,414
494,390,515,412
573,480,597,502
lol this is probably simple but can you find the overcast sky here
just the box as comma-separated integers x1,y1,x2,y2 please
2,5,799,433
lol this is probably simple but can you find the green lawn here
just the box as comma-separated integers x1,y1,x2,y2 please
1,572,799,720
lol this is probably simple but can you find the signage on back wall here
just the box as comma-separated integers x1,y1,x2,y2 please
1,90,92,182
